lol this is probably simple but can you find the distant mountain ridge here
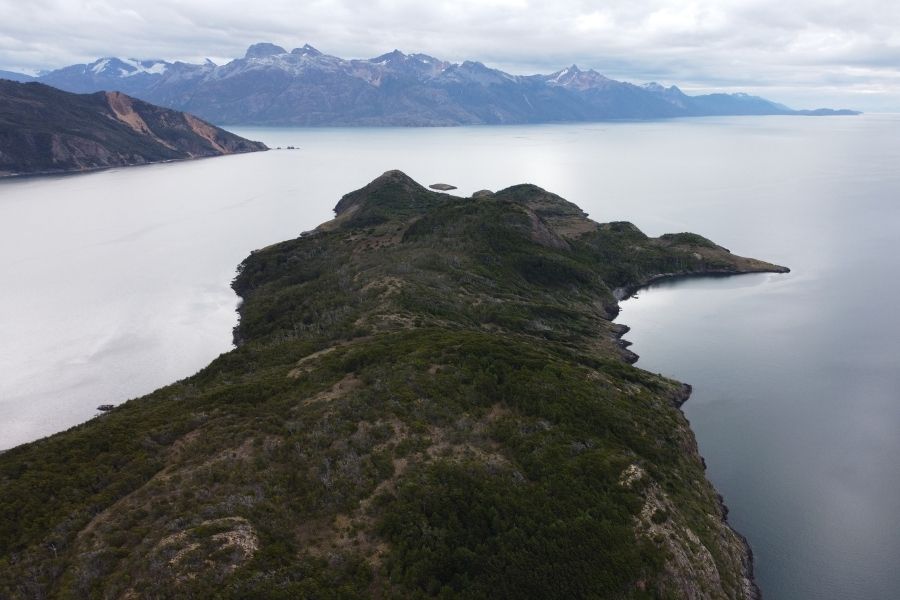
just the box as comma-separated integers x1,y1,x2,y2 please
0,69,34,82
0,80,266,176
12,43,859,126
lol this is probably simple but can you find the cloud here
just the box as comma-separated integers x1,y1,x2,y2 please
1,0,899,110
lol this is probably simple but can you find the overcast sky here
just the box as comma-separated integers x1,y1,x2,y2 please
2,0,899,111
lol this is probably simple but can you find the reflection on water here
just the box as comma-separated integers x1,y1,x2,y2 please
2,115,899,599
620,268,900,600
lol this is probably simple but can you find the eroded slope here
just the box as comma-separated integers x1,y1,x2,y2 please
0,80,266,176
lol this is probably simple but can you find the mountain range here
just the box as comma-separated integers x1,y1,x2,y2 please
0,69,34,83
0,80,266,176
2,43,859,126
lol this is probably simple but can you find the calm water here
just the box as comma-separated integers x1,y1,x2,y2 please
1,116,899,598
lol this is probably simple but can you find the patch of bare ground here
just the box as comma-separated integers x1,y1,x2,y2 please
75,433,270,552
349,230,407,255
552,216,601,239
287,345,340,378
287,337,375,379
591,370,645,397
75,429,203,545
423,431,511,470
526,210,570,250
205,436,258,464
621,463,749,600
294,405,517,579
183,114,228,154
154,516,258,578
361,312,418,332
105,91,176,150
294,373,364,407
360,275,404,298
166,428,202,462
315,203,360,232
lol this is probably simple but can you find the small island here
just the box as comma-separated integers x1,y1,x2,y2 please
429,183,457,191
0,171,786,598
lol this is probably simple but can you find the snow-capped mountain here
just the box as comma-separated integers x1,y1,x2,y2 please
29,44,858,125
544,65,613,91
38,57,175,95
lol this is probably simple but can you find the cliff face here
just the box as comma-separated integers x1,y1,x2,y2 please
0,172,785,598
0,80,266,176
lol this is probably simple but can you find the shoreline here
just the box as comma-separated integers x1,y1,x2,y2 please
611,266,790,304
609,267,785,599
0,146,267,180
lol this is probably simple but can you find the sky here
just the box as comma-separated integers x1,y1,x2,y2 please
1,0,899,111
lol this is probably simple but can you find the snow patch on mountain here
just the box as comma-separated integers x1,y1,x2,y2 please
90,59,111,74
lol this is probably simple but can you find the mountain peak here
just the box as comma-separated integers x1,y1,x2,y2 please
352,169,426,198
642,82,666,92
373,49,408,63
642,82,686,97
291,44,322,57
408,53,443,66
0,69,35,82
332,170,432,220
245,43,287,59
547,65,609,89
372,169,420,187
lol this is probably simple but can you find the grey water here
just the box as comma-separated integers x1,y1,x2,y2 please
1,115,899,598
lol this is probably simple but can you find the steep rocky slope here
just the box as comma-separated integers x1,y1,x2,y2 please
0,172,788,598
0,80,266,176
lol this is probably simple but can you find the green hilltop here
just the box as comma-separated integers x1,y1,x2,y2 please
0,171,786,598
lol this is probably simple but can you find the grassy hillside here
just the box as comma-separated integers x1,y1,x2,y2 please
0,80,266,176
0,172,786,598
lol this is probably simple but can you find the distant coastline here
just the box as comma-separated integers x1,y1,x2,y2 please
0,151,262,180
0,80,266,177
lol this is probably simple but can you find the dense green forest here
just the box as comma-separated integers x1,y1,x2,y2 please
0,171,785,598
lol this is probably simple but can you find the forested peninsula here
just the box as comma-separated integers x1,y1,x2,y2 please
0,171,788,598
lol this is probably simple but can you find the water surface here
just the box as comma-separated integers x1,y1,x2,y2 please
1,116,898,599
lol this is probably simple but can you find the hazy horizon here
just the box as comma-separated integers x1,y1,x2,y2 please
2,0,899,112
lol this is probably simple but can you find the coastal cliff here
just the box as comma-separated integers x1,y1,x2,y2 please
0,80,266,177
0,172,786,598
